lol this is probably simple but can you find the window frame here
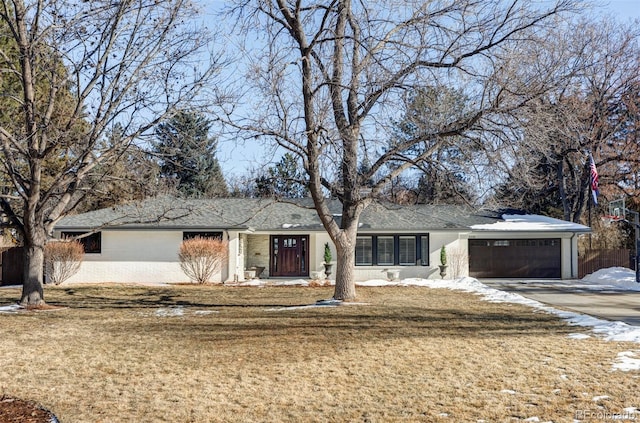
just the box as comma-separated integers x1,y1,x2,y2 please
398,236,417,266
376,236,395,266
355,234,429,266
182,231,223,241
61,231,102,254
355,236,373,266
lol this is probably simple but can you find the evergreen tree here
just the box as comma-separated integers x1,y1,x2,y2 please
153,111,228,198
491,158,565,218
255,153,307,198
389,86,477,205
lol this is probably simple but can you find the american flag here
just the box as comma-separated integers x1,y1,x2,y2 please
589,153,599,205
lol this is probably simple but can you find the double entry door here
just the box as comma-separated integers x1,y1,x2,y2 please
270,235,309,277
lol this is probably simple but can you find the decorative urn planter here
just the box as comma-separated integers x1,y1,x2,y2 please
249,266,265,279
438,265,448,279
387,269,400,281
324,263,333,279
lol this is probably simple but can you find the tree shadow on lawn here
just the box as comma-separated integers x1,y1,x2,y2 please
113,305,577,342
49,286,329,310
4,285,582,340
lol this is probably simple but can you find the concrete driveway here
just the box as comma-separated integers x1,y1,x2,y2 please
482,279,640,326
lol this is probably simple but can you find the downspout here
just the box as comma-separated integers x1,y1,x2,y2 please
225,229,232,283
224,229,239,283
570,232,576,279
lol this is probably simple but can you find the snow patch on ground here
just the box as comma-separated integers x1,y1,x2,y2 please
241,268,640,374
233,279,318,287
612,351,640,372
153,306,219,317
0,304,21,313
581,267,640,291
568,333,591,340
267,299,369,311
155,306,185,317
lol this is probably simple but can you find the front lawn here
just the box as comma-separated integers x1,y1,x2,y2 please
0,285,637,422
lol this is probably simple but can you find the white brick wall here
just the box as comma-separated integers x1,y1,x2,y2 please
64,230,226,284
59,227,578,283
246,234,270,276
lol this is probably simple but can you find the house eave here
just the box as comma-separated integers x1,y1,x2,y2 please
469,228,591,235
55,225,250,232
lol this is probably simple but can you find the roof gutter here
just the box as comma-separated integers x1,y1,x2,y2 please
55,225,250,232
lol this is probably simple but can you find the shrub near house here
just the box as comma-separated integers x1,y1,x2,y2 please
179,237,228,284
44,240,84,285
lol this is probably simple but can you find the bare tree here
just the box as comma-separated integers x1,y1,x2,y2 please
0,0,224,305
447,245,468,279
227,0,578,300
490,18,640,222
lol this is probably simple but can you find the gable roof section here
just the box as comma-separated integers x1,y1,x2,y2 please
57,197,284,231
55,197,590,233
357,202,497,231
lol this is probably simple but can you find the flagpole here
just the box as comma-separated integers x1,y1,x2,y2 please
587,184,593,250
587,152,599,250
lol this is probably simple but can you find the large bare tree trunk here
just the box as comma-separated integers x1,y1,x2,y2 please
21,242,45,306
20,219,46,305
333,232,357,301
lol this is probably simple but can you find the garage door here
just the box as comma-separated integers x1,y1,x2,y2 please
469,239,561,278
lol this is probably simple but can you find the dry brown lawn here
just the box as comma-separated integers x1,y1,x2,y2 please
0,284,638,422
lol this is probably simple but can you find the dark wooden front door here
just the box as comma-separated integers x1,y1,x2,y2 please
270,235,309,277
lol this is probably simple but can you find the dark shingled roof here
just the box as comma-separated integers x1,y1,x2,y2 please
56,197,506,232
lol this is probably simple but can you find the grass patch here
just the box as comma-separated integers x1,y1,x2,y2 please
0,284,638,422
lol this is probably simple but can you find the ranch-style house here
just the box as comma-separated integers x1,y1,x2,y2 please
52,197,590,284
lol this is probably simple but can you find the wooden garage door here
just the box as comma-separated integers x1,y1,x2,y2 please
469,239,561,278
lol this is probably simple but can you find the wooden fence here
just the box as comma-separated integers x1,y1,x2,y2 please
578,249,632,278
